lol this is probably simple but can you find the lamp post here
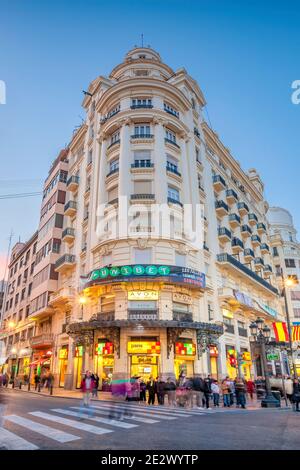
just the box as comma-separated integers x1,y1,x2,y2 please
79,296,86,320
250,318,280,408
281,269,298,380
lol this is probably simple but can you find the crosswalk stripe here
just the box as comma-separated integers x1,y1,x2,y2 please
98,402,199,416
0,427,38,450
4,415,80,443
29,411,113,436
53,408,137,429
93,404,177,420
89,406,159,424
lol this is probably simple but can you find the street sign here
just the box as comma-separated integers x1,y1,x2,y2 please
267,353,279,361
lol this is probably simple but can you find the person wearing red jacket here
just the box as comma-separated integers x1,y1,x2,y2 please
246,378,255,400
79,371,95,419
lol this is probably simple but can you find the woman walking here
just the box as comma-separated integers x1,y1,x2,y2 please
292,378,300,412
221,377,231,407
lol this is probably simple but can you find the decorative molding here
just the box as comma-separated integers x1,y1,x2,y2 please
136,238,149,249
167,327,186,358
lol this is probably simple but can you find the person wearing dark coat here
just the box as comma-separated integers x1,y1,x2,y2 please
192,375,205,408
203,376,212,409
292,379,300,412
146,376,157,405
157,377,166,405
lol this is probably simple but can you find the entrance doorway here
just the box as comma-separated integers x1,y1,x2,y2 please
130,355,158,382
174,358,194,379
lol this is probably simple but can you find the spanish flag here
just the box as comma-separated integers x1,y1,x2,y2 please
272,322,289,342
292,325,300,342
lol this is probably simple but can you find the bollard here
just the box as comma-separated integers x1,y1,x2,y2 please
28,382,31,391
19,381,22,389
12,380,14,389
38,383,41,392
50,385,53,396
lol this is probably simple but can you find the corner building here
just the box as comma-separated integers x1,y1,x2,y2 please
52,47,283,389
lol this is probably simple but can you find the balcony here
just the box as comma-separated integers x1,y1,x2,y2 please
251,234,261,247
55,254,76,272
213,175,226,192
164,137,180,148
130,194,155,202
244,248,255,262
166,163,181,177
218,227,232,243
164,106,179,118
62,227,75,244
232,237,244,253
130,103,153,109
215,200,229,217
173,311,193,322
128,310,158,321
237,201,249,216
257,222,267,234
29,333,54,349
224,324,235,334
131,160,154,169
238,327,248,338
49,287,75,308
64,200,77,217
100,107,120,123
194,127,201,138
229,213,241,228
67,175,79,192
254,257,264,270
217,253,278,294
248,213,258,226
107,139,120,150
241,224,252,238
263,265,273,278
107,198,119,207
168,197,183,207
106,168,119,178
131,134,154,140
97,312,115,322
226,189,238,205
260,243,270,254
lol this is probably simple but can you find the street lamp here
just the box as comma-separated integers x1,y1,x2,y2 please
250,318,280,408
281,269,298,379
79,296,87,320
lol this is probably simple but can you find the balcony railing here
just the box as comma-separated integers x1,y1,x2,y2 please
168,197,183,207
194,128,200,138
128,310,158,321
106,167,119,177
215,200,229,212
264,264,273,273
67,175,79,188
217,253,278,294
166,164,181,176
241,224,252,235
64,200,77,215
131,160,154,168
260,243,270,252
55,254,76,270
164,107,179,118
224,324,235,334
226,189,238,201
107,139,120,149
248,213,258,223
244,248,255,259
130,194,155,200
97,312,115,321
29,333,54,348
213,174,226,187
130,104,153,109
251,234,261,244
107,198,118,206
165,138,180,148
62,227,75,239
229,213,241,224
232,237,244,249
254,257,264,266
257,222,267,232
100,107,120,123
237,202,249,213
173,311,193,322
218,227,232,239
131,134,154,139
238,327,248,337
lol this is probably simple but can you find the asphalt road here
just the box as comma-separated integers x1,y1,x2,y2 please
0,389,299,450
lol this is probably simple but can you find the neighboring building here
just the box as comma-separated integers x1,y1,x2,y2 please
0,232,38,379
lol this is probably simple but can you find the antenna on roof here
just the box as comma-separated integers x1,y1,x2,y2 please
141,33,144,47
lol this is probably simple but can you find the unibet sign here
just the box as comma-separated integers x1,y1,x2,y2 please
90,265,171,281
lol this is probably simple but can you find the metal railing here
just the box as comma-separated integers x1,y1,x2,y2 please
130,194,155,200
212,174,226,187
215,200,229,212
167,197,183,207
55,254,76,269
165,138,180,148
62,228,75,239
131,160,153,168
128,310,158,320
64,200,77,212
166,164,181,176
131,134,154,139
218,227,232,239
67,175,79,187
173,311,193,322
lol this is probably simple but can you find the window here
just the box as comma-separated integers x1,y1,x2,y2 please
294,308,300,318
15,293,19,306
238,321,245,329
33,242,37,254
133,150,151,167
102,254,112,266
25,305,30,318
28,282,32,296
89,125,94,140
273,247,279,257
109,159,119,172
100,295,115,313
291,291,300,301
195,147,200,162
24,268,28,282
168,186,180,202
21,288,25,301
289,232,294,242
134,248,152,264
134,124,151,136
173,302,189,313
165,129,176,143
17,275,21,286
164,102,179,118
131,98,152,108
208,303,214,320
133,180,152,194
111,131,120,144
166,154,179,173
275,265,281,276
88,150,93,165
285,259,296,268
191,98,196,109
18,309,23,322
175,252,186,267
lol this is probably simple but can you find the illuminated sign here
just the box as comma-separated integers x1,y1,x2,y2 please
175,342,196,356
95,342,114,356
127,341,161,354
242,351,251,361
128,291,159,301
222,308,234,319
173,292,192,304
75,345,83,357
59,348,68,359
209,346,219,357
131,355,157,365
256,301,278,318
86,265,205,289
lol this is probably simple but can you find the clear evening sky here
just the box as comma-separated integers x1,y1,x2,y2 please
0,0,299,278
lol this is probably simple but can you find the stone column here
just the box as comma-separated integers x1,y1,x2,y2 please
118,120,131,239
153,119,168,204
64,337,75,390
160,329,176,381
112,329,128,382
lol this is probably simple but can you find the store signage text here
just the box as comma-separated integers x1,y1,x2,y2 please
95,342,114,355
175,342,196,356
173,292,192,304
128,291,159,301
127,341,161,354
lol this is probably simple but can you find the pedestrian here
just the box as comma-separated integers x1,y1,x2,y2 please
165,377,177,407
146,376,157,405
211,380,220,407
229,378,235,405
285,376,293,404
246,378,255,400
181,376,193,409
157,376,166,405
234,376,246,409
192,375,205,409
139,378,147,403
203,375,212,409
79,370,95,418
221,377,231,407
92,373,99,398
292,378,300,412
34,373,40,391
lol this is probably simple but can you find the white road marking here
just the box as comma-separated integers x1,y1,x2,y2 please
98,402,200,416
0,426,38,450
54,408,137,429
29,411,113,436
94,404,177,420
5,415,80,443
89,406,159,424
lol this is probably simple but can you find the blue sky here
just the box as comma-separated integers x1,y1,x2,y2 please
0,0,299,277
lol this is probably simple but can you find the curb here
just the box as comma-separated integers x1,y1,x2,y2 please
4,387,118,402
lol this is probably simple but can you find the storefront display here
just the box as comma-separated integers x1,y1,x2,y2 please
209,346,219,378
174,340,195,379
94,341,114,390
128,340,160,381
226,346,237,379
59,346,68,388
74,345,83,389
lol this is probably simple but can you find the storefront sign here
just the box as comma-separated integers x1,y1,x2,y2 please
267,353,279,361
59,347,68,359
175,342,196,356
131,355,157,365
75,345,83,357
173,292,192,304
233,290,253,308
95,342,114,356
209,346,219,357
242,351,251,361
127,341,161,354
128,291,159,301
86,265,205,289
222,308,234,319
256,301,278,318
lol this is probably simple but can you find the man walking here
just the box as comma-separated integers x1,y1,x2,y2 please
192,375,205,409
203,375,212,409
79,371,95,418
146,376,157,405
